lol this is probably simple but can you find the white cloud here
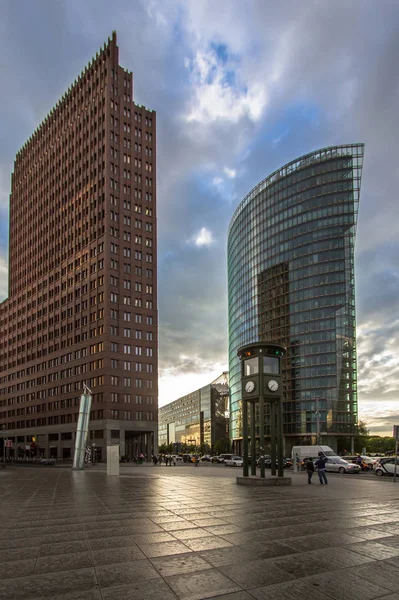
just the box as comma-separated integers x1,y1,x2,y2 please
223,167,236,179
212,176,223,186
184,48,267,124
159,354,227,406
193,227,213,247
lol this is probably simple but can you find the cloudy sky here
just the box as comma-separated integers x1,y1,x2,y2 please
1,0,399,435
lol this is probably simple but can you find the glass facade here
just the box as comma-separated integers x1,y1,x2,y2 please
158,373,229,449
228,144,364,452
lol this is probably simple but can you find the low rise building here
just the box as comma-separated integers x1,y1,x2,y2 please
158,373,229,451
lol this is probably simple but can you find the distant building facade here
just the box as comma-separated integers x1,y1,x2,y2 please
158,373,229,450
228,144,365,454
0,32,158,462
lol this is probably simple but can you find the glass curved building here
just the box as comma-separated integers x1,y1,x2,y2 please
228,144,364,453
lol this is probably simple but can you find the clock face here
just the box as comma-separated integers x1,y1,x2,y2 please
267,379,279,392
245,380,255,393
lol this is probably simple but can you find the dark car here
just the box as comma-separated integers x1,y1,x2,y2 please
211,456,224,463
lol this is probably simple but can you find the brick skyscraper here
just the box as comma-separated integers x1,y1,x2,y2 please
0,32,158,461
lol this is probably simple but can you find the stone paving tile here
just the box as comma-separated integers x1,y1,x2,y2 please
160,520,202,532
0,559,36,580
122,521,165,533
40,531,87,544
6,537,39,549
91,545,146,565
85,527,124,539
35,590,102,600
3,547,40,561
182,535,234,552
206,593,255,600
373,596,399,600
385,555,399,569
311,546,375,568
171,528,214,540
165,568,241,600
347,561,399,593
34,551,94,574
150,515,188,523
219,557,294,589
345,540,399,560
250,579,332,600
378,535,399,548
347,528,395,541
203,524,242,535
150,552,213,576
95,559,161,588
238,540,299,560
101,579,179,600
301,571,392,600
0,567,97,599
3,468,399,600
190,518,229,527
38,540,89,557
130,531,177,544
88,534,139,550
138,540,193,558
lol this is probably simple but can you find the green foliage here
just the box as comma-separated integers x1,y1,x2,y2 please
338,421,395,455
158,443,173,454
199,443,211,455
360,436,395,454
214,438,230,455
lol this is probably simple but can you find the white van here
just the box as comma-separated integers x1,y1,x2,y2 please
291,445,336,472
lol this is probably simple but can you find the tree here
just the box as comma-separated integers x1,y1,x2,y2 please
355,420,370,437
214,438,230,455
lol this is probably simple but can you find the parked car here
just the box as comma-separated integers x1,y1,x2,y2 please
256,455,270,467
375,458,398,476
201,455,212,462
211,456,224,463
225,455,244,467
182,454,193,463
41,458,56,465
171,455,183,462
343,456,370,471
263,457,290,469
324,457,360,474
218,454,234,463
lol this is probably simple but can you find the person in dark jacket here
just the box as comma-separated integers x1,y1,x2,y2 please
305,458,315,484
315,452,328,485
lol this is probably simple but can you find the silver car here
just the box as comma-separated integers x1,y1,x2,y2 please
325,457,360,474
225,455,244,467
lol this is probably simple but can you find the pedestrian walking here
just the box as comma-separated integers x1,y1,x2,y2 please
305,457,315,484
165,455,169,466
315,452,328,485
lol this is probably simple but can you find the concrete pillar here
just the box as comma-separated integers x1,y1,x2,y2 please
145,432,153,462
119,428,126,457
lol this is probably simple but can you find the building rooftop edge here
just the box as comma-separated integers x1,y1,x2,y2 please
228,143,365,237
159,372,229,411
16,31,118,159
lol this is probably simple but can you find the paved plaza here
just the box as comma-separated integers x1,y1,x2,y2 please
1,465,399,600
